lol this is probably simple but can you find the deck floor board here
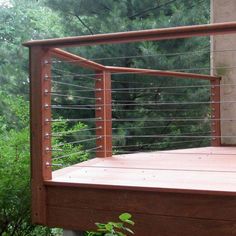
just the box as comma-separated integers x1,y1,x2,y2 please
48,146,236,194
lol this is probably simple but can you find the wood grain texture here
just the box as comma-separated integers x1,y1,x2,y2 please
211,79,221,146
30,46,52,224
107,66,219,81
95,71,112,157
46,186,236,221
46,206,236,236
51,48,105,71
23,22,236,47
48,147,236,193
43,147,236,234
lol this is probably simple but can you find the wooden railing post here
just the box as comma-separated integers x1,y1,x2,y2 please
30,46,52,224
95,70,112,157
211,78,221,146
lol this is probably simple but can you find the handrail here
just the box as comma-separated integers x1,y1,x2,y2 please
51,48,106,71
23,22,236,48
51,48,220,81
106,66,220,81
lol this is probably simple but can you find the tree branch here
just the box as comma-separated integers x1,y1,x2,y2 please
129,0,178,19
74,14,94,35
100,2,112,11
71,0,94,35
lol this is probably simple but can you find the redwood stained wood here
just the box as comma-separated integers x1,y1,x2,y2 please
107,66,219,81
46,206,236,236
45,166,236,235
49,167,236,193
51,48,105,71
23,22,236,47
30,47,52,224
50,48,220,81
45,169,236,236
211,79,221,146
44,147,236,234
95,71,112,157
46,186,236,221
51,48,220,80
48,147,236,193
24,21,236,235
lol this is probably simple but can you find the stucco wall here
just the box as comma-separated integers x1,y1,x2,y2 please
211,0,236,144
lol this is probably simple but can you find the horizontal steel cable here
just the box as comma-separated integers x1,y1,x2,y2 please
52,68,97,80
111,108,207,112
49,65,236,78
50,92,98,100
51,105,96,110
112,124,210,130
113,139,205,148
111,135,232,138
54,137,100,147
52,146,101,160
49,100,235,108
48,118,235,122
50,83,235,92
52,80,94,89
51,127,101,137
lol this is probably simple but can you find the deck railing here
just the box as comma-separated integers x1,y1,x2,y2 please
23,22,236,224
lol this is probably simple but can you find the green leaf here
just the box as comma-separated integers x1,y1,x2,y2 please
122,227,134,234
112,222,124,229
95,223,106,229
105,223,114,231
119,213,132,222
124,219,135,226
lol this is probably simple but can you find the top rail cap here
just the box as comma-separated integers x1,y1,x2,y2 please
23,22,236,48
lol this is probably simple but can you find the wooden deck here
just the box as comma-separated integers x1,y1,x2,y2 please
48,146,236,193
44,146,236,236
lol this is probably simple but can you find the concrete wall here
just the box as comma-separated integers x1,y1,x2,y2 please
211,0,236,144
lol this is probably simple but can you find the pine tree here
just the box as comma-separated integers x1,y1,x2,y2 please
44,0,211,151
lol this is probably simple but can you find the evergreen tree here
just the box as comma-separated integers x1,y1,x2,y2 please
44,0,211,151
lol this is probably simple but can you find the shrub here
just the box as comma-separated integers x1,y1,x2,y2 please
87,213,135,236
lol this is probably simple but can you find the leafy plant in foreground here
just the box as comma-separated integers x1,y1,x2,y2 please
87,213,135,236
0,95,87,235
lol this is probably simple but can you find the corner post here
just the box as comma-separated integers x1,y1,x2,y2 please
30,46,52,224
95,70,112,157
211,78,221,146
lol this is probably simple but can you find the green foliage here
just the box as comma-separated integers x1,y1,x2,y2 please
0,92,29,130
0,93,89,234
44,0,211,152
0,0,64,95
0,128,60,235
87,213,135,236
51,121,89,168
0,93,56,235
